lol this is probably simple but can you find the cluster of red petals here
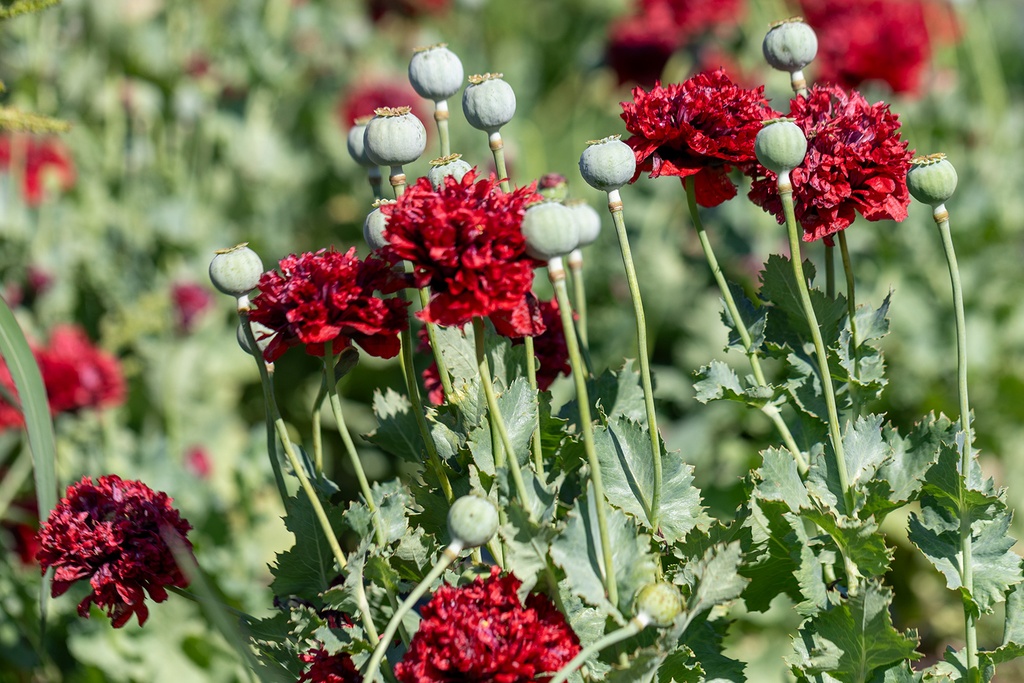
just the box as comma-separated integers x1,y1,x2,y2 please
606,0,746,85
0,135,75,205
171,282,213,334
250,248,409,363
621,69,779,207
368,0,450,22
0,325,126,432
800,0,959,96
382,171,546,337
394,566,580,683
36,474,192,628
338,80,429,128
746,85,913,244
297,647,361,683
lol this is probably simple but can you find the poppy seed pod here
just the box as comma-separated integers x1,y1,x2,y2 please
567,199,602,247
763,18,818,72
755,118,808,174
579,136,636,192
522,201,580,261
634,582,683,628
427,154,473,189
209,244,263,297
363,199,395,251
447,494,499,549
236,320,273,357
363,107,427,167
409,44,464,102
346,116,375,168
907,153,958,206
462,74,516,133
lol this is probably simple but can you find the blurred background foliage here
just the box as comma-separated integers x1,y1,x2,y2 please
0,0,1022,680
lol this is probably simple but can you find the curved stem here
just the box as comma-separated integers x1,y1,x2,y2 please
838,231,862,416
779,178,855,521
550,261,618,606
489,132,510,193
311,377,327,477
549,616,648,683
523,335,545,476
362,543,462,681
419,288,454,399
606,190,662,534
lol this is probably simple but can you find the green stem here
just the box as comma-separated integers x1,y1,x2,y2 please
684,179,807,474
311,377,327,477
390,166,407,198
418,287,454,400
435,104,451,157
523,335,545,476
779,179,856,521
606,191,662,534
838,231,862,416
550,262,618,606
934,205,978,680
362,543,462,682
569,250,589,351
368,167,384,201
489,132,510,193
472,318,533,514
825,243,836,300
549,616,648,683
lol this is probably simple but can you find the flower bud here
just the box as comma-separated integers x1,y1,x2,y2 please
210,244,263,296
236,320,273,356
522,201,579,261
364,199,395,251
762,18,818,72
409,44,464,102
907,153,957,206
462,74,516,133
634,582,683,628
579,136,636,192
363,107,427,167
754,118,807,174
447,494,499,549
566,199,601,247
538,173,569,202
427,154,473,189
347,116,375,168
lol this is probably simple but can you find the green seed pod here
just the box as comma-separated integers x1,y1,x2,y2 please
522,201,580,261
427,154,473,189
363,106,427,167
346,116,375,168
210,244,263,296
462,73,516,133
447,494,499,549
907,153,958,206
754,118,807,174
634,582,683,628
566,199,602,247
236,320,273,357
409,43,464,102
763,18,818,72
364,199,395,251
579,136,636,192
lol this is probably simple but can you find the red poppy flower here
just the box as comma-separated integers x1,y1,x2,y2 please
171,282,213,334
0,135,75,206
800,0,959,96
746,84,912,244
381,171,546,337
620,69,779,207
36,325,126,414
36,474,192,628
394,566,580,683
368,0,450,22
250,248,409,363
338,80,429,129
297,647,361,683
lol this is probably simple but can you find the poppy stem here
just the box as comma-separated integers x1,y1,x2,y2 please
523,334,545,476
838,231,862,416
549,615,649,683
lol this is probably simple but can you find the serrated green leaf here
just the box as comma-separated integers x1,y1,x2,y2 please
659,650,704,683
753,447,811,510
678,542,748,617
793,516,831,615
467,377,537,474
760,254,848,350
788,580,920,683
842,415,890,490
270,493,346,603
683,619,746,683
560,360,649,427
739,498,804,612
722,280,767,354
499,500,557,596
550,493,658,618
602,649,664,683
802,509,892,578
862,415,954,520
693,360,743,405
989,584,1024,665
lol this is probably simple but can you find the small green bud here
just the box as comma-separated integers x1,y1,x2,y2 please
538,173,569,202
566,199,602,247
447,494,499,549
522,201,579,261
907,153,958,206
427,154,473,189
210,244,263,297
237,320,273,357
634,582,683,628
763,18,818,72
579,136,636,192
409,43,464,102
363,106,427,167
462,73,516,133
364,199,395,251
347,116,375,168
755,118,807,174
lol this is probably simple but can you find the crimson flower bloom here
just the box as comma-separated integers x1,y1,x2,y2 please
171,282,214,334
620,69,779,207
800,0,959,96
297,647,361,683
747,85,913,244
338,80,429,128
382,171,546,337
394,566,580,683
0,135,75,205
249,248,409,363
36,474,192,628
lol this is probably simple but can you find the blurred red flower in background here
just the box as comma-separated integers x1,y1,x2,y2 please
297,647,361,683
368,0,450,22
171,282,214,334
0,135,75,205
338,80,430,129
